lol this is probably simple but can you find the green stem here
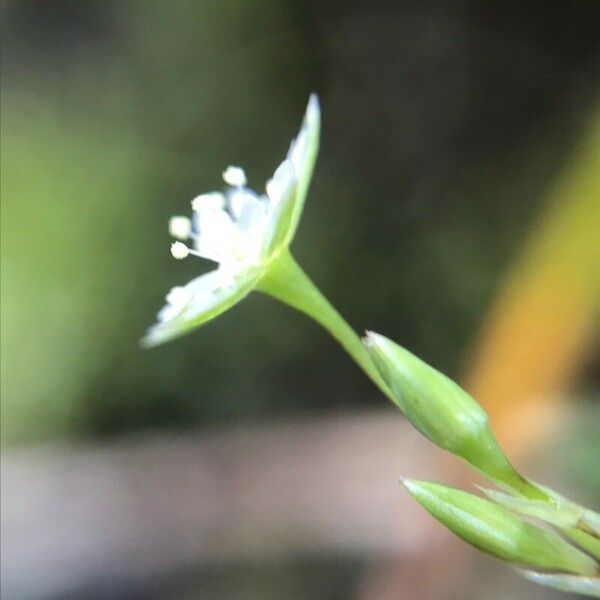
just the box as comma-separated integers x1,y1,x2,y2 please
258,250,552,502
257,251,558,504
258,250,393,402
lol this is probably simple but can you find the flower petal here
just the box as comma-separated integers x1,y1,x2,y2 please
142,267,262,347
236,194,268,247
262,159,297,257
262,95,320,257
193,207,237,262
228,188,261,220
286,94,320,243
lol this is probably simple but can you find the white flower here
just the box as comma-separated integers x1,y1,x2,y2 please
143,94,321,347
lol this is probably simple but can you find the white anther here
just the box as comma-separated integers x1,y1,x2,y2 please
168,216,192,240
170,241,190,260
222,165,247,187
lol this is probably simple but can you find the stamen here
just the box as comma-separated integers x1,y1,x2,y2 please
222,165,247,187
171,240,207,261
168,216,192,240
171,241,190,260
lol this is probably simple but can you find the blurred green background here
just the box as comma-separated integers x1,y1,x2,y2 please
1,2,599,599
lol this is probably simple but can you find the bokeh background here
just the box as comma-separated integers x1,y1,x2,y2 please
1,1,599,599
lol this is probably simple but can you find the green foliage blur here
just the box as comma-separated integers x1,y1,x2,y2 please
2,0,599,444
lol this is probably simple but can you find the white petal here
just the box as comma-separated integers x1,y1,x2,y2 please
143,267,261,347
281,94,320,244
235,194,266,231
228,188,261,220
287,94,319,172
186,269,224,294
237,205,267,263
157,269,231,324
191,192,226,212
158,286,192,322
288,128,308,173
194,207,236,262
266,159,295,205
214,264,239,288
157,304,182,322
166,286,192,308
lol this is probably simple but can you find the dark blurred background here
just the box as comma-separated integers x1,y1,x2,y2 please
1,2,599,599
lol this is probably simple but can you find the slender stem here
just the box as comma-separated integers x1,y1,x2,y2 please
258,250,394,402
257,250,553,503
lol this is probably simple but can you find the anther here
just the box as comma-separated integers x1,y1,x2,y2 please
169,216,192,240
170,241,190,260
222,165,247,187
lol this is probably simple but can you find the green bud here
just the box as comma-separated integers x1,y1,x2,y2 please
364,332,543,498
403,479,598,576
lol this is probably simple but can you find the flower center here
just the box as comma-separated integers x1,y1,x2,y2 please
168,165,271,269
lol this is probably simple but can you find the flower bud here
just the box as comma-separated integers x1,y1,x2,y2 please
403,479,598,576
364,332,543,498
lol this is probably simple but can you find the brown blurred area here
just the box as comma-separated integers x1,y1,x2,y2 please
1,1,599,599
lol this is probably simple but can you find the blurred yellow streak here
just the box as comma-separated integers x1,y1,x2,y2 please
464,112,600,457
